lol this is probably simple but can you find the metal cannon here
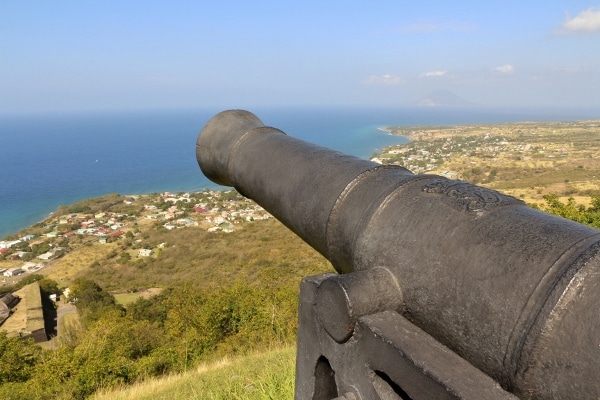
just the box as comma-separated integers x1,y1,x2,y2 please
196,110,600,400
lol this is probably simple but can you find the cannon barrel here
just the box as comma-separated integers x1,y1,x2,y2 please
196,110,600,399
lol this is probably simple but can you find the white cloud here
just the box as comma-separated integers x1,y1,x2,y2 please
419,70,447,78
362,74,405,85
560,8,600,33
494,64,515,74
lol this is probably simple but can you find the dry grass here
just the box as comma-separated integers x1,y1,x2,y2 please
42,241,119,286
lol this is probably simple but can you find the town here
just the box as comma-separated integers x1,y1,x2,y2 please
0,190,272,285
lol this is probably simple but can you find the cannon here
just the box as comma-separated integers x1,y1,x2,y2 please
196,110,600,400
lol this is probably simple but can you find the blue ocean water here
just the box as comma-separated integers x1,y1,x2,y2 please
1,106,598,240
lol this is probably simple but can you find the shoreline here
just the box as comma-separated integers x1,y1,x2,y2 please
3,114,599,241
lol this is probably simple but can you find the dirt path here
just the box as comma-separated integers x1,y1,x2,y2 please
44,302,78,349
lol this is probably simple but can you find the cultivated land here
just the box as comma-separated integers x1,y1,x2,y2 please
375,119,600,206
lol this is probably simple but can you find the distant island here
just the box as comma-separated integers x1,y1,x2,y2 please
417,90,475,107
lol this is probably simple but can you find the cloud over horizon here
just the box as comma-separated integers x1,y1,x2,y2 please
419,70,448,78
362,74,405,85
560,8,600,33
494,64,515,74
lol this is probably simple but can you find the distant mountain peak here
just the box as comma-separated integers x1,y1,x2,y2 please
417,90,474,107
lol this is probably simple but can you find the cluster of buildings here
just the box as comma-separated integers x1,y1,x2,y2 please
191,195,272,233
148,190,272,233
0,190,274,284
0,234,36,253
1,262,45,278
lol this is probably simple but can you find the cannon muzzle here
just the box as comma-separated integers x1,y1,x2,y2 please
196,110,600,399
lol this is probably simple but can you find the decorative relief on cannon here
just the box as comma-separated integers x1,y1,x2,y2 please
422,178,523,213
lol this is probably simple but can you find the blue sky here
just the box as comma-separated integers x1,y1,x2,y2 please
1,1,600,113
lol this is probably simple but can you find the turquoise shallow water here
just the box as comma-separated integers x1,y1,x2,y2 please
1,106,598,239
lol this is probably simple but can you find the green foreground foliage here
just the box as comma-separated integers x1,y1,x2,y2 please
0,277,301,399
535,193,600,229
1,215,330,399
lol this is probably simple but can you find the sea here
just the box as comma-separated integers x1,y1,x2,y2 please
1,106,599,240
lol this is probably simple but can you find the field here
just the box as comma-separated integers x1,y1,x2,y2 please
42,241,120,286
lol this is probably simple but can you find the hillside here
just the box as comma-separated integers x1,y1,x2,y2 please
92,346,296,400
0,191,332,399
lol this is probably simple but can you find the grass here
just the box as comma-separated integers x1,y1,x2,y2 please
113,292,146,305
113,288,163,305
92,346,296,400
42,241,119,286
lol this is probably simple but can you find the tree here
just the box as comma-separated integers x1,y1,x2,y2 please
0,332,40,384
70,279,124,325
38,278,61,296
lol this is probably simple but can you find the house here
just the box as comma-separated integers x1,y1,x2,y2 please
3,268,24,277
37,247,64,261
108,230,124,238
11,251,31,259
20,262,39,271
28,239,45,248
0,240,20,249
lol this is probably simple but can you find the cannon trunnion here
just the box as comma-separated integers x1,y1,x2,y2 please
196,110,600,400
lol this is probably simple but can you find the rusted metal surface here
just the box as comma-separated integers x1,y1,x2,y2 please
197,110,600,399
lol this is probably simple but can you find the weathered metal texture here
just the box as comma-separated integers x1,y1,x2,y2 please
296,272,519,399
196,110,600,399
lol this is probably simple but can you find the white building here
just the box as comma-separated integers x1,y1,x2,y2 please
3,268,24,277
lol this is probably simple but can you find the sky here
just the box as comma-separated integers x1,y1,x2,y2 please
1,1,600,114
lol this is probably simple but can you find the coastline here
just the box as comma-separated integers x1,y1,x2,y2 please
3,107,599,240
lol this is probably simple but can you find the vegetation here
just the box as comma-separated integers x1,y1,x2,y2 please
0,207,331,399
0,270,315,399
536,193,600,228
